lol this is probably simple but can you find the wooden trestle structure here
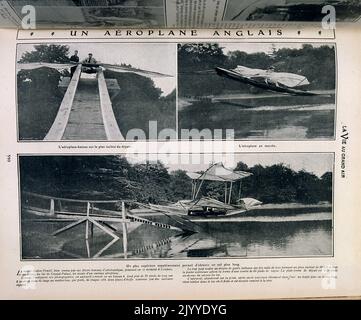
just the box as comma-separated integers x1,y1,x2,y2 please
22,192,185,259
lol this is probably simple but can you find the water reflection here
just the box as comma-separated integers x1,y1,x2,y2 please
22,214,332,259
179,102,335,140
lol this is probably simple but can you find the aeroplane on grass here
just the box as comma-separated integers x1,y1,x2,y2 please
214,65,318,96
16,60,173,79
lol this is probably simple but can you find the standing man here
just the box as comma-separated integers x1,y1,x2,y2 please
69,50,79,78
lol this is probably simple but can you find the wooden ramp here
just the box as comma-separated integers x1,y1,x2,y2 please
62,78,106,140
44,66,124,141
22,192,186,259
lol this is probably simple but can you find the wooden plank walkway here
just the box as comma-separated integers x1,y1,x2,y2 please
97,70,124,140
62,78,107,140
44,68,124,141
43,64,82,141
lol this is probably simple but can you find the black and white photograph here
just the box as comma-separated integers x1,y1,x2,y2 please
10,1,166,27
20,153,333,260
224,0,361,22
178,42,336,140
16,43,176,141
81,6,165,27
11,0,164,6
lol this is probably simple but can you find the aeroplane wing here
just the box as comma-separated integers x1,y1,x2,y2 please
233,65,310,87
101,64,173,78
17,62,174,79
216,66,317,96
233,65,267,77
266,72,310,87
17,62,77,71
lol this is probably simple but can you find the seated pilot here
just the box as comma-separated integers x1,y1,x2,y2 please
81,53,98,74
265,66,281,87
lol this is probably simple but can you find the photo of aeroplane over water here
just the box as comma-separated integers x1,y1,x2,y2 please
19,153,333,260
178,42,336,140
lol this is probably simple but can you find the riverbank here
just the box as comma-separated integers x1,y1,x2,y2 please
131,202,332,218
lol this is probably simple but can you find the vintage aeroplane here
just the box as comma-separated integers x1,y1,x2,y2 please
144,162,262,219
16,60,173,141
17,60,173,78
215,65,317,96
178,64,334,110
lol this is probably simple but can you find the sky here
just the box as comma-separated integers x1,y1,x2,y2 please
17,43,176,96
126,153,334,177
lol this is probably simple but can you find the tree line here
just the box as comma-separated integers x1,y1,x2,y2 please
20,156,332,205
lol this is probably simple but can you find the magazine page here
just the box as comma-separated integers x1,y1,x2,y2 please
0,25,360,299
1,1,361,29
0,0,21,27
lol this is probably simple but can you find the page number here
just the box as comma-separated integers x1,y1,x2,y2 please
6,155,11,163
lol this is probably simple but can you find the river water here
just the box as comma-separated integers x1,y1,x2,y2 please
179,102,335,140
22,211,333,259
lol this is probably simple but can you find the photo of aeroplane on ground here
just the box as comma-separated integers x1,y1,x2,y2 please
17,43,176,141
178,42,336,140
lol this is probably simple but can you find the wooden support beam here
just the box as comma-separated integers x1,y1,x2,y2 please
23,191,129,203
194,178,205,200
49,199,55,215
100,221,117,232
22,218,78,222
52,218,87,236
89,218,119,240
85,240,91,258
85,202,90,240
97,70,124,141
228,181,233,204
122,202,128,259
93,238,119,259
90,203,94,236
44,64,82,141
238,180,242,200
90,222,94,236
58,200,63,212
